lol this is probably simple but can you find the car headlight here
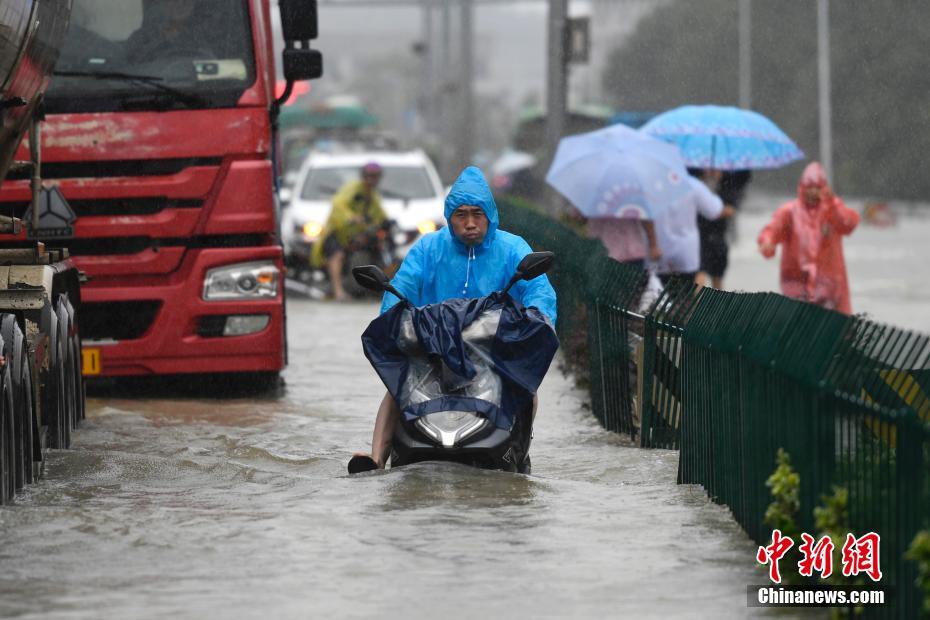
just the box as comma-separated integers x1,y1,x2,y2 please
417,220,438,235
301,220,324,240
203,261,279,300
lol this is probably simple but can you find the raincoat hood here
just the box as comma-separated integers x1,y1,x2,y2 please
799,161,828,189
444,166,499,248
797,161,829,208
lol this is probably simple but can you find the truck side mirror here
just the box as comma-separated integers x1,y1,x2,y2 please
280,0,319,41
278,0,323,83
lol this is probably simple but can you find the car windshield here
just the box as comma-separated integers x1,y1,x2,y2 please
44,0,256,113
301,166,437,201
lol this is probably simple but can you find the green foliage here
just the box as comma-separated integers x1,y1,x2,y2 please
814,485,848,537
764,448,801,540
814,486,863,618
603,0,930,201
906,531,930,618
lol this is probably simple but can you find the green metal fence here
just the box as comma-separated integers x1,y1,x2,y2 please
498,197,930,618
498,198,646,437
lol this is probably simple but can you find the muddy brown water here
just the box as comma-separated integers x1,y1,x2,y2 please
0,299,773,619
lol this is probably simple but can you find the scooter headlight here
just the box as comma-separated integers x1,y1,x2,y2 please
415,411,488,448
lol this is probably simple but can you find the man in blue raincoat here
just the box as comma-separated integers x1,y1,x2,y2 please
361,166,557,468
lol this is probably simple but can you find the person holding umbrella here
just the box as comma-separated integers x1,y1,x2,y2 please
641,105,806,287
653,168,735,285
571,211,661,270
546,123,691,269
757,162,859,314
697,169,752,289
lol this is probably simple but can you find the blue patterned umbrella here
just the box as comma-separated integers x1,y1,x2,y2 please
640,105,804,170
545,123,690,220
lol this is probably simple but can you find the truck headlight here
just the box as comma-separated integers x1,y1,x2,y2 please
203,261,279,300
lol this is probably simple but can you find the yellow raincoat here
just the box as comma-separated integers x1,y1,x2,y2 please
310,179,387,268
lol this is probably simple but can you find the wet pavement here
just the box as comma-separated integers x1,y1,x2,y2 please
0,298,773,619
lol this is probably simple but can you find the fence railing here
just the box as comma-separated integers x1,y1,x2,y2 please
498,197,930,618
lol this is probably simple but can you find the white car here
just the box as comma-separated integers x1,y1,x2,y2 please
281,150,446,276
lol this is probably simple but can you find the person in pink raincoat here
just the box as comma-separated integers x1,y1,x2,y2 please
757,162,860,314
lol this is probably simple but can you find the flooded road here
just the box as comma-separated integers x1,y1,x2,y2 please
0,299,768,619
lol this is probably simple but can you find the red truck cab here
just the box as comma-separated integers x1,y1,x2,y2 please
0,0,321,381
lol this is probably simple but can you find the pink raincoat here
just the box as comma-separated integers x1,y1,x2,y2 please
758,162,859,314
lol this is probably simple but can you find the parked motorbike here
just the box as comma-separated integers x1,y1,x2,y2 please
349,251,559,474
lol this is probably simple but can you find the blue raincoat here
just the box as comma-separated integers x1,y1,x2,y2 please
380,167,558,324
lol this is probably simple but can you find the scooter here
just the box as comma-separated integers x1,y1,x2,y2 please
347,252,559,474
285,220,399,299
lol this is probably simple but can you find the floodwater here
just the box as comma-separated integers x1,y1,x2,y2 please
0,299,772,619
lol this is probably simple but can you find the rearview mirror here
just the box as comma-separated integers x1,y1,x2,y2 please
352,265,390,292
279,0,319,41
278,0,323,85
516,251,555,281
502,251,555,296
352,265,412,306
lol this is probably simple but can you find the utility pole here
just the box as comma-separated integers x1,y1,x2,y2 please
545,0,568,186
817,0,833,183
420,0,434,134
439,0,453,178
738,0,751,109
458,0,475,170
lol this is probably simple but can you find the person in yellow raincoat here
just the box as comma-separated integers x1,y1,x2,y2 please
758,162,859,314
310,162,388,300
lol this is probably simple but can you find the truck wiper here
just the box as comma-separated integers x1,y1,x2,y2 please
53,70,209,108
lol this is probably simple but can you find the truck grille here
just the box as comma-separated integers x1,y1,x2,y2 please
4,157,221,181
0,197,202,218
80,301,161,341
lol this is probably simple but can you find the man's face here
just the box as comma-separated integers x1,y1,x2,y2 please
361,170,381,192
450,205,488,246
802,185,822,207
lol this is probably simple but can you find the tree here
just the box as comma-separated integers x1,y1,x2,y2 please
602,0,930,201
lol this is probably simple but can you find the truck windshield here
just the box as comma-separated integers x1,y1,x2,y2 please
301,167,439,202
44,0,256,113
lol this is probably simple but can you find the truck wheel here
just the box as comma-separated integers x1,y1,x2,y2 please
0,364,14,503
44,313,69,450
55,298,75,448
58,337,73,449
60,295,84,426
16,352,34,486
72,336,84,425
1,314,32,489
